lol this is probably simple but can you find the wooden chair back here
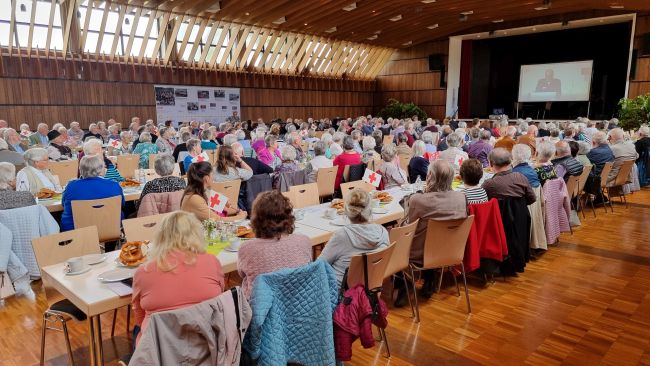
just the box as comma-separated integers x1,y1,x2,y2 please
316,166,337,198
32,226,100,306
300,141,309,153
422,216,474,269
71,196,122,242
288,183,320,208
342,165,351,182
117,154,140,179
398,155,411,178
340,181,374,201
210,180,241,207
565,175,580,199
612,160,635,187
577,164,592,193
207,149,219,167
123,213,169,242
599,161,614,189
148,153,159,169
347,244,396,291
314,131,324,139
383,135,394,145
48,160,79,187
385,220,419,278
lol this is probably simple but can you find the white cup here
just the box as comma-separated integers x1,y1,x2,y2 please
228,237,241,251
294,209,305,221
66,257,83,273
326,208,337,219
372,199,381,208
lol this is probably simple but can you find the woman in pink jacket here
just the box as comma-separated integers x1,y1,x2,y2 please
252,134,282,168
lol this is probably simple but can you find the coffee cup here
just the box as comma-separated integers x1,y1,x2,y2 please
228,237,241,251
66,257,83,273
294,209,305,221
372,199,381,208
326,208,337,219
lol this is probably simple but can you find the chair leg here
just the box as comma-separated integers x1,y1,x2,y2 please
409,266,420,323
111,308,118,338
400,271,414,319
599,188,608,213
437,268,444,293
452,268,460,297
62,319,75,366
460,263,471,314
126,305,131,334
379,327,390,358
589,194,596,217
40,314,48,366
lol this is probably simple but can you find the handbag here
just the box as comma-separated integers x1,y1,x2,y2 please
0,272,15,299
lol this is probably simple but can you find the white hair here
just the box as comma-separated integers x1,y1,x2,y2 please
511,144,532,166
79,155,105,178
23,148,49,167
536,141,556,162
280,145,297,161
0,162,16,190
223,134,237,146
83,138,103,155
412,140,426,157
362,136,376,151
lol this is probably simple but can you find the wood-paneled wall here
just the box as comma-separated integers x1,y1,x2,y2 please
629,14,650,97
375,40,449,120
0,55,377,129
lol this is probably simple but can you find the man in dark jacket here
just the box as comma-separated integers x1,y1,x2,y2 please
552,141,583,182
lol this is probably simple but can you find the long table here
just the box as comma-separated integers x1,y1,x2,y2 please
40,187,144,213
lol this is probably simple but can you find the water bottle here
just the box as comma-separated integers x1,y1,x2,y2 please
139,169,146,184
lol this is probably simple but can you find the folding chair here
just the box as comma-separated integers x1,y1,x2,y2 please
385,220,420,321
48,160,79,187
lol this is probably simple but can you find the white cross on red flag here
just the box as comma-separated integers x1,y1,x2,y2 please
362,169,382,188
192,152,209,163
208,190,228,213
108,139,122,149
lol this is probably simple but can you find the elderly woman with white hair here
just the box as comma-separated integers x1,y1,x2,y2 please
533,141,558,186
361,135,378,164
15,148,59,194
60,154,124,231
330,132,345,157
408,140,429,183
137,154,186,210
155,126,176,154
306,141,333,182
421,131,438,154
0,162,36,210
272,145,300,189
377,144,407,189
511,144,541,188
82,138,124,182
133,131,159,169
438,132,469,172
319,189,389,287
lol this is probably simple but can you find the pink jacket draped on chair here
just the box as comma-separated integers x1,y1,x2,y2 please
137,191,184,217
542,178,571,245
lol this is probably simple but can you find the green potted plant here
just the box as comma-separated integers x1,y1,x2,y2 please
377,99,428,120
618,93,650,130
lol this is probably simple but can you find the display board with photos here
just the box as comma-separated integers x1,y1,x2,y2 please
154,84,241,126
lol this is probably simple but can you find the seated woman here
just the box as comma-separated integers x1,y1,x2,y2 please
132,211,224,345
183,138,202,173
137,154,186,210
180,161,242,221
533,141,558,186
46,129,72,161
60,155,125,231
459,159,488,204
398,160,467,304
237,190,312,299
253,135,282,168
82,138,124,182
377,144,407,189
200,129,218,151
16,148,59,194
421,131,438,156
307,141,333,182
213,145,253,182
408,140,429,183
0,162,36,209
319,189,389,287
273,145,300,189
155,127,176,154
511,144,541,188
132,132,159,169
361,136,378,164
333,136,361,189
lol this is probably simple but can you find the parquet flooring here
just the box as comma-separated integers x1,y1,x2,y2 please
3,190,650,365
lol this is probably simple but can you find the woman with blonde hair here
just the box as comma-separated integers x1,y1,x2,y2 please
132,211,225,345
319,189,390,287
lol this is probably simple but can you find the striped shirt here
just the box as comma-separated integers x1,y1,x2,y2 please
461,186,489,205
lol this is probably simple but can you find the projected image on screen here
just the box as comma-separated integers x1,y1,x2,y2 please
518,61,593,102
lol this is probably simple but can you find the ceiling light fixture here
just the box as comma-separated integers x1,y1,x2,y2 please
343,3,357,11
390,15,402,21
125,18,130,25
402,41,413,46
205,1,221,13
272,16,286,25
427,24,439,29
367,35,378,40
460,10,474,15
492,19,504,23
421,0,436,3
20,3,26,12
534,0,551,10
459,14,468,22
609,4,624,9
325,27,337,33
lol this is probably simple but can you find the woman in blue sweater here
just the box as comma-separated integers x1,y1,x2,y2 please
60,155,124,231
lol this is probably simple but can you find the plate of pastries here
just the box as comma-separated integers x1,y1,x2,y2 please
373,191,393,203
116,241,148,267
236,226,255,239
36,188,59,199
119,179,141,188
330,200,345,214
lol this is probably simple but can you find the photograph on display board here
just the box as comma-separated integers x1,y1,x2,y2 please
197,90,210,99
175,89,188,97
229,93,240,102
200,105,207,110
187,102,199,111
155,87,175,105
210,103,217,108
214,90,226,98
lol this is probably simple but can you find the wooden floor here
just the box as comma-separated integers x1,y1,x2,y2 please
3,190,650,365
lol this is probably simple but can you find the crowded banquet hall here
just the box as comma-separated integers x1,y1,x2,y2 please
2,0,650,365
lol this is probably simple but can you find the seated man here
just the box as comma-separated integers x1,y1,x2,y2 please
551,140,583,182
607,128,638,187
482,148,536,205
587,131,614,178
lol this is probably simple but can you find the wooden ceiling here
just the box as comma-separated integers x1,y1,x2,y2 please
120,0,650,48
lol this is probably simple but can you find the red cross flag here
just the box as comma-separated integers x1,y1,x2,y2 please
20,130,31,137
108,139,122,149
455,154,465,167
362,169,382,188
208,190,228,213
192,152,209,163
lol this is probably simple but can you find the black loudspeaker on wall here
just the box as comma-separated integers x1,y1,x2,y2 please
428,54,446,87
630,49,638,80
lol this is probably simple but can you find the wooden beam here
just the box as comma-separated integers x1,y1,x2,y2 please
79,0,94,52
278,34,305,74
45,0,57,55
109,4,127,60
268,33,293,72
197,20,219,68
148,11,171,61
245,30,268,70
176,16,197,62
27,0,37,53
186,18,208,64
273,34,301,73
217,23,241,69
8,0,16,53
233,26,260,70
208,22,231,69
162,15,184,65
287,34,313,72
94,1,111,55
256,31,281,71
137,9,159,63
123,6,143,57
61,0,78,56
228,25,252,70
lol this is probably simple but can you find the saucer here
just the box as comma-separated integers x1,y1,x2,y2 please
65,265,92,276
83,254,107,265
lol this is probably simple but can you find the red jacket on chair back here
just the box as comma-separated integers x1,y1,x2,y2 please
465,198,509,272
